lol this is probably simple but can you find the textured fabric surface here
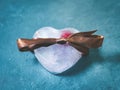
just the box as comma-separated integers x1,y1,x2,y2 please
0,0,120,90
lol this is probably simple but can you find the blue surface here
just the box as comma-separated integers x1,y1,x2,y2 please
0,0,120,90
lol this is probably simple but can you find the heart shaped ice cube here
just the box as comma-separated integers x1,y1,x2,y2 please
33,27,82,74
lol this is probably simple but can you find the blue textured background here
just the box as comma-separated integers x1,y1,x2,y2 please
0,0,120,90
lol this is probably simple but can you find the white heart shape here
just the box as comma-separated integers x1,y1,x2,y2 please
33,27,82,74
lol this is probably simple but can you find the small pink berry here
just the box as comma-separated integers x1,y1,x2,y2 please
61,30,72,38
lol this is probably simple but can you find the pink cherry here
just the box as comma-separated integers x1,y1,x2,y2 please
61,30,72,38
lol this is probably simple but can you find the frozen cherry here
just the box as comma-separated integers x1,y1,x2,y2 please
61,30,72,38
